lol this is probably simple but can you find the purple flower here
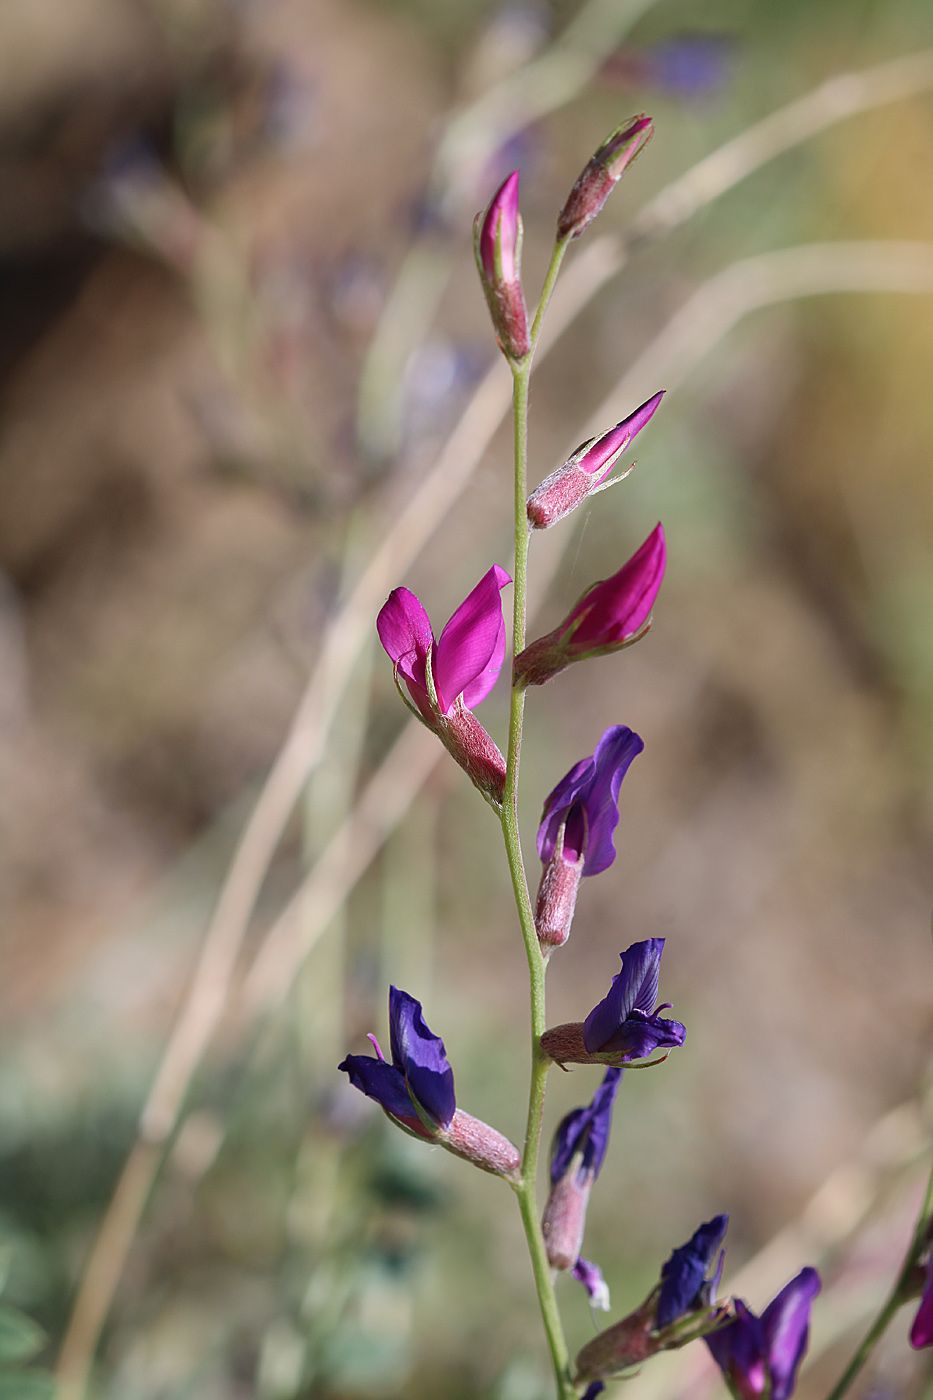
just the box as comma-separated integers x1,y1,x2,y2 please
574,1215,730,1381
377,566,511,805
538,726,644,877
910,1260,933,1348
657,1214,728,1329
533,726,644,948
583,939,685,1058
474,170,530,360
540,939,685,1067
527,393,664,530
340,986,455,1133
705,1268,821,1400
513,525,666,687
557,115,653,242
339,988,521,1178
542,1070,622,1288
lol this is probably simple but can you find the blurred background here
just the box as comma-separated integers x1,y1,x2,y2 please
1,0,933,1396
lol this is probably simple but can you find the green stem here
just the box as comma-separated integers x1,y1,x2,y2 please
823,1152,933,1400
498,237,579,1400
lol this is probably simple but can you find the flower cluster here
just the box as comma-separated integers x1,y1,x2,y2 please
331,118,845,1400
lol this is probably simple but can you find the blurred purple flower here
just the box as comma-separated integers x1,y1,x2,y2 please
910,1260,933,1348
705,1268,821,1400
602,35,734,96
513,525,666,686
527,392,664,529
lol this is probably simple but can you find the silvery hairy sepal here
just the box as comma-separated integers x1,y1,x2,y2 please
557,115,653,241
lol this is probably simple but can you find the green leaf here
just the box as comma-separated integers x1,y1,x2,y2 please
0,1307,45,1365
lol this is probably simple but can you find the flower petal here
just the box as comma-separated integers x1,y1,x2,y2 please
910,1267,933,1348
564,523,666,649
338,1054,419,1123
550,1068,623,1184
657,1214,729,1329
376,587,433,694
579,726,644,875
705,1301,768,1400
577,392,664,479
434,565,511,714
538,754,595,862
761,1267,821,1400
388,986,456,1128
582,940,665,1052
573,1257,611,1311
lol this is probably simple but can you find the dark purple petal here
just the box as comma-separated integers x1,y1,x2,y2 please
580,726,644,874
911,1265,933,1348
338,1054,418,1123
761,1267,821,1400
376,587,433,695
577,392,664,479
598,1009,686,1060
573,1257,611,1311
581,1384,605,1400
434,565,511,714
388,986,456,1128
657,1214,729,1329
705,1301,768,1400
550,1068,623,1184
563,523,666,649
582,940,665,1052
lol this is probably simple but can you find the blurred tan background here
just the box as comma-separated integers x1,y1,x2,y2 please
1,0,933,1397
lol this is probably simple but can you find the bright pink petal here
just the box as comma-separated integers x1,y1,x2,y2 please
434,566,511,714
376,587,434,693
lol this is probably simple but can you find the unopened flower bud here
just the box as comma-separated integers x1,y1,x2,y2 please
514,525,666,688
558,115,653,241
527,392,663,530
542,1161,592,1270
439,1108,521,1180
534,836,584,948
474,171,530,360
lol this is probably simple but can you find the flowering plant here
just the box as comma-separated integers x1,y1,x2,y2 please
337,124,933,1400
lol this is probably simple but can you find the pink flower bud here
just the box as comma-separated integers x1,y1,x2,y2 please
513,524,666,687
527,392,664,529
474,171,530,361
534,842,584,949
438,1108,522,1180
542,1169,591,1270
557,115,653,242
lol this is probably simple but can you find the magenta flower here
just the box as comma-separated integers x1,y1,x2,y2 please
339,987,521,1179
705,1269,821,1400
910,1260,933,1348
540,939,685,1068
514,524,666,687
542,1069,622,1308
474,171,530,361
557,115,653,242
527,393,664,530
377,566,511,805
534,726,644,948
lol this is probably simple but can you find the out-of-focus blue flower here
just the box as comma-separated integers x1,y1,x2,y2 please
705,1268,821,1400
